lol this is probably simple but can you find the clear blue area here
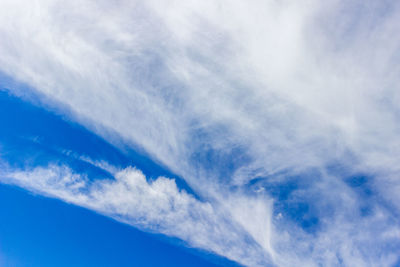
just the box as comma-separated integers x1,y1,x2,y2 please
0,184,235,267
0,85,195,195
0,77,238,267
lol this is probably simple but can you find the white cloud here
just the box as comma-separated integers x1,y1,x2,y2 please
0,164,272,266
0,0,400,266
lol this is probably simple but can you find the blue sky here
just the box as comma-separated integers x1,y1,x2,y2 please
0,85,237,267
0,184,234,267
1,1,400,266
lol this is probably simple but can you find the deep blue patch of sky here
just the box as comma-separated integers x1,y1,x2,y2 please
0,72,196,195
0,73,238,267
0,184,238,267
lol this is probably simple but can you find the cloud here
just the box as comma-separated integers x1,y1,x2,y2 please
0,163,272,266
0,0,400,266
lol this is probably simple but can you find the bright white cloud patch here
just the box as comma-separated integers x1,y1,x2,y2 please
0,0,400,266
0,164,272,266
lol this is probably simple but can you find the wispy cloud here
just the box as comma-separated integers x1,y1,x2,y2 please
0,163,272,266
0,0,400,266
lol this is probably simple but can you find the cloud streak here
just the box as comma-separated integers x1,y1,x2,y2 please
0,163,272,266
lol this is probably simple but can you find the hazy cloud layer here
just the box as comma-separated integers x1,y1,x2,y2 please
1,0,400,266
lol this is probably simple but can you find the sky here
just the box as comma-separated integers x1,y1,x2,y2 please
0,1,400,266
